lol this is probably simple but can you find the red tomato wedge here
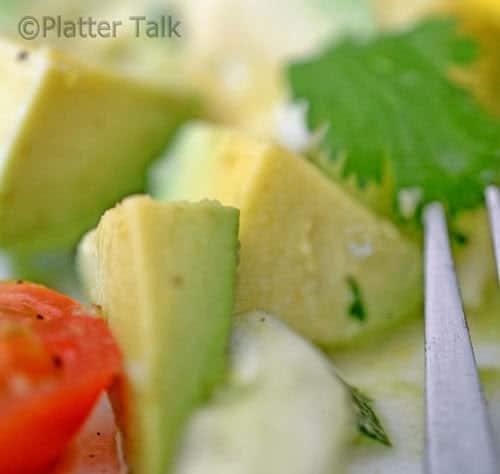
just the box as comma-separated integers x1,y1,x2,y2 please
0,281,122,474
51,394,124,474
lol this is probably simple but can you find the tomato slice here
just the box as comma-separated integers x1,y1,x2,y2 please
0,282,122,474
51,394,124,474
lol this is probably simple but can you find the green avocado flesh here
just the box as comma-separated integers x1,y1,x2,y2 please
77,196,239,474
0,39,195,253
149,122,422,348
173,311,354,474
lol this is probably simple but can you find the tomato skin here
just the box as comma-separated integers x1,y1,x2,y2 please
0,282,123,474
0,281,82,321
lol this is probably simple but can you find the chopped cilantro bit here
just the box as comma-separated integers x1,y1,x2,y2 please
347,276,366,322
288,18,500,218
450,229,469,246
350,386,392,446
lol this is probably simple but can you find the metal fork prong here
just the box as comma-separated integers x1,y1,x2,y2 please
424,202,499,474
485,185,500,284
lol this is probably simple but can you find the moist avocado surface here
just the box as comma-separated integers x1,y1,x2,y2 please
0,39,195,253
78,195,239,474
151,122,422,347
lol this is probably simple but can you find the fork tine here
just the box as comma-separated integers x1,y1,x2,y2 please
424,202,499,474
486,185,500,284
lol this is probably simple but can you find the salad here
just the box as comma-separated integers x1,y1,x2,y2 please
0,0,500,473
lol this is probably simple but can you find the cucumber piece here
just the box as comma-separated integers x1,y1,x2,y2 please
174,311,354,474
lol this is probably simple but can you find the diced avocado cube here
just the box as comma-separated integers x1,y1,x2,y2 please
150,122,422,348
174,311,354,474
77,196,239,474
313,150,497,312
0,39,196,252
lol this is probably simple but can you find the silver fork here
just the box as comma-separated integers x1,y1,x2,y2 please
424,186,500,474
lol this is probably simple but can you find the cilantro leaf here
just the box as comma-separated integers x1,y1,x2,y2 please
346,276,366,322
350,385,392,446
288,18,500,217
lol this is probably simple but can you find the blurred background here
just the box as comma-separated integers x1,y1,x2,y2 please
2,0,498,142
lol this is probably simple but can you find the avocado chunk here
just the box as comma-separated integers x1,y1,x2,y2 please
314,152,497,312
150,122,422,348
0,39,195,253
174,311,354,474
77,196,239,474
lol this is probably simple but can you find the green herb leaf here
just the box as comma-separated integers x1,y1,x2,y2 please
346,276,366,322
288,18,500,217
350,386,392,446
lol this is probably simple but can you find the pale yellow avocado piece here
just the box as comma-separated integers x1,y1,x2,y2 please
77,196,239,474
0,39,195,252
150,122,422,347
